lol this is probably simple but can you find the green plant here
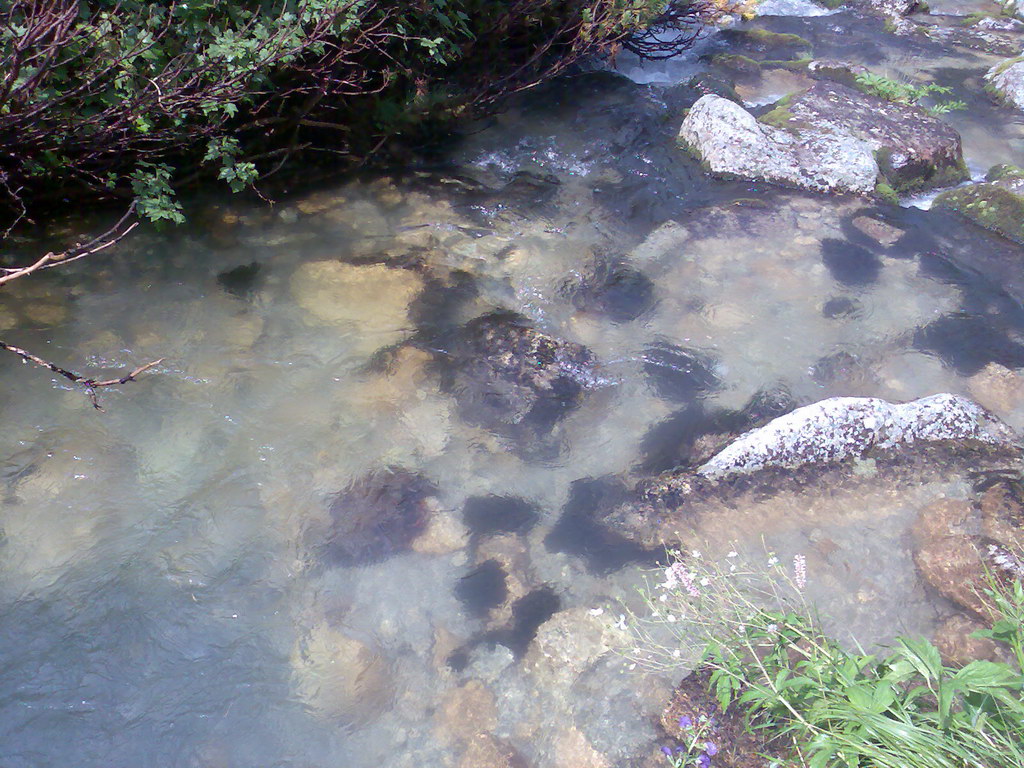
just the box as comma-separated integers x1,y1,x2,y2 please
626,550,1024,768
0,1,698,228
854,72,966,116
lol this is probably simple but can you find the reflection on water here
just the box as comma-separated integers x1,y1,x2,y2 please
2,6,1024,767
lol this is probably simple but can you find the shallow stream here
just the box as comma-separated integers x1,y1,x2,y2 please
2,3,1024,767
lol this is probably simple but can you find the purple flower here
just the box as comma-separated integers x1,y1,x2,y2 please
697,754,711,768
704,741,719,756
678,715,693,730
662,746,673,756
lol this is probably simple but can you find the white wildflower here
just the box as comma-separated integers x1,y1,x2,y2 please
793,554,807,591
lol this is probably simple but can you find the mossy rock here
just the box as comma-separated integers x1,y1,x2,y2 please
933,183,1024,245
987,163,1024,182
708,53,762,75
719,28,812,63
874,180,901,204
874,147,969,194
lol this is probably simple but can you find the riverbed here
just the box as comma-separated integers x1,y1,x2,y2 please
1,2,1023,767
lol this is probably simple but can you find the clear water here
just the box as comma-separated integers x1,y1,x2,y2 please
2,6,1023,767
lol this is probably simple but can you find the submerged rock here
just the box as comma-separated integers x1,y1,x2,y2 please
323,469,438,566
968,362,1024,418
680,81,967,196
290,623,391,725
986,57,1024,111
698,394,1016,479
436,679,498,745
447,311,598,437
912,481,1024,624
932,165,1024,245
290,261,422,352
562,255,655,323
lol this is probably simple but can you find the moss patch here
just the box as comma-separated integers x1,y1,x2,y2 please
933,183,1024,244
986,164,1024,182
874,180,900,205
757,104,797,130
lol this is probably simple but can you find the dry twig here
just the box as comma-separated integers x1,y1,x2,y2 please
0,201,160,409
0,340,163,410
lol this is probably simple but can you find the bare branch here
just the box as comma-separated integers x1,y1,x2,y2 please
0,340,163,411
0,205,137,286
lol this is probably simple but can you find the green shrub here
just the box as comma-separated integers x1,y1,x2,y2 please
626,551,1024,768
0,0,697,226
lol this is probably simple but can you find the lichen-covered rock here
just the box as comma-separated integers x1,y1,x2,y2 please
779,81,967,192
679,94,878,194
755,0,834,17
857,0,917,15
680,82,967,196
1003,0,1024,19
847,0,919,30
986,58,1024,110
932,166,1024,245
697,394,1016,479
